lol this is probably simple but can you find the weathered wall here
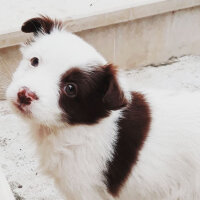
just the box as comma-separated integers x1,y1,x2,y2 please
0,46,21,99
78,6,200,68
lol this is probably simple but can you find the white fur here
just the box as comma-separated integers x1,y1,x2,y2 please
6,27,200,200
0,167,14,200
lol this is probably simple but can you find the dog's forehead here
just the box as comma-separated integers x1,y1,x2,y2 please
22,30,106,70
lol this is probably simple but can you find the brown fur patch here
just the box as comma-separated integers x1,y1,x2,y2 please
59,64,127,125
21,15,62,35
104,92,151,196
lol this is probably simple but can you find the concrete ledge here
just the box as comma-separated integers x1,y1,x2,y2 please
78,6,200,68
65,0,200,32
1,0,200,48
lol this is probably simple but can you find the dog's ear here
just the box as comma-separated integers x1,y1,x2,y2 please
102,64,127,110
21,16,62,35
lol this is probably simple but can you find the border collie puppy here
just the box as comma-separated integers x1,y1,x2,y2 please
6,16,200,200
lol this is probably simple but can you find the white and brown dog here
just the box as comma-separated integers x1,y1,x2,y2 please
6,16,200,200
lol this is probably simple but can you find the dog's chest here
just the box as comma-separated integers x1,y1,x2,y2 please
34,125,115,198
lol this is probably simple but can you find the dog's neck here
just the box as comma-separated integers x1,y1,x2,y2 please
30,109,122,151
28,110,122,196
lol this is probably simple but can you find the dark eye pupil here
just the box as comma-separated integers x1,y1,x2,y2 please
31,57,39,67
68,84,74,92
64,83,77,97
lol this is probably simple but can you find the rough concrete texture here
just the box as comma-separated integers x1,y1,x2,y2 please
1,55,200,199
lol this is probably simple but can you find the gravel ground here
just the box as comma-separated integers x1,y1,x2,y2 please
1,55,200,199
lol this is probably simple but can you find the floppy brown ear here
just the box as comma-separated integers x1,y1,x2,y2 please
102,64,127,110
21,16,62,35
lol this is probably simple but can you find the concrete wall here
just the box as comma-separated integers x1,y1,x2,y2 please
78,6,200,68
0,46,21,99
1,4,200,99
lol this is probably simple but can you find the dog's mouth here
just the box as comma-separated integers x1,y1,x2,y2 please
13,101,32,116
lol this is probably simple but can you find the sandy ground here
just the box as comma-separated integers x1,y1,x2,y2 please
1,55,200,199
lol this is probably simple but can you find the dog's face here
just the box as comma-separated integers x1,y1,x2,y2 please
6,16,127,127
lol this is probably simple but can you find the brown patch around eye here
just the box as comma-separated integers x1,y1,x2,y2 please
59,67,109,124
59,65,127,125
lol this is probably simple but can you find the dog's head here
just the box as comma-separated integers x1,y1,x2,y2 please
6,16,129,127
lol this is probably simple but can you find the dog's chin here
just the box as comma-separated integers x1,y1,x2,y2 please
9,100,32,120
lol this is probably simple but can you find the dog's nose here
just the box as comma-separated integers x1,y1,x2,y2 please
17,86,38,105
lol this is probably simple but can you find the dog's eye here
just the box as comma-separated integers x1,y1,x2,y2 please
64,83,77,97
30,57,39,67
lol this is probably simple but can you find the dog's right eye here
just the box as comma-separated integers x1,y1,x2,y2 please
30,57,39,67
64,83,77,97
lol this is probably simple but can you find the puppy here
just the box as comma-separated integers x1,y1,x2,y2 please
6,16,200,200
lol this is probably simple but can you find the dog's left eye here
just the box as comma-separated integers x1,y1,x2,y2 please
30,57,39,67
64,83,77,97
